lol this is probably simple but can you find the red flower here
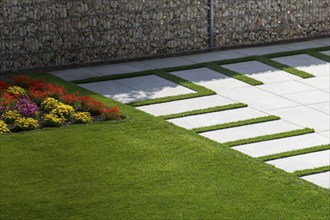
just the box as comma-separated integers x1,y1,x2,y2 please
29,89,48,104
28,79,46,91
0,81,12,92
61,93,79,106
100,106,120,120
46,83,67,99
0,92,18,111
79,96,106,115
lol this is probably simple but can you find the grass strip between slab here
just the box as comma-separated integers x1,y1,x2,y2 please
306,51,330,62
224,128,315,147
129,70,216,107
206,63,263,85
160,103,247,120
294,166,330,177
193,116,280,133
256,56,314,78
258,145,330,162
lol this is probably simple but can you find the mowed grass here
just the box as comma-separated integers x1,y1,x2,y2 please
0,74,329,220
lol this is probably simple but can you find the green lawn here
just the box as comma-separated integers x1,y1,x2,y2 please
0,74,329,220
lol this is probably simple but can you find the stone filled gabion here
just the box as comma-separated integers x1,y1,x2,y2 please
0,0,329,72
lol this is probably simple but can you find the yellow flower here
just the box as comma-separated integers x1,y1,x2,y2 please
41,97,59,112
42,113,65,127
73,112,93,124
2,110,21,123
7,86,27,96
0,120,11,135
14,117,39,131
50,103,75,119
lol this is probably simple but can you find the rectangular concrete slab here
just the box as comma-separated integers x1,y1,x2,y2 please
170,68,250,92
301,171,330,189
283,90,329,105
141,57,194,68
308,102,330,115
116,75,196,99
182,50,245,63
266,150,330,173
272,54,330,77
318,130,330,138
267,106,330,132
298,75,330,90
257,81,315,95
222,61,300,84
85,61,153,75
51,68,102,81
219,86,298,111
200,120,300,143
279,41,325,50
167,107,267,129
79,75,195,104
320,50,330,56
234,45,290,56
136,95,236,116
232,133,330,157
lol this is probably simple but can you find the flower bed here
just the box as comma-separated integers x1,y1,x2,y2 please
0,75,120,135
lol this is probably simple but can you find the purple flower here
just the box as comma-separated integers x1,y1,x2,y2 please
16,97,38,117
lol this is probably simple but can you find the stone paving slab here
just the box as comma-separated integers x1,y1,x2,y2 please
279,41,326,50
308,102,330,115
141,57,194,68
267,106,330,132
51,68,103,81
222,61,300,84
318,131,330,138
182,50,245,63
80,75,195,103
282,90,329,105
298,75,330,90
256,81,316,95
231,45,291,56
320,50,330,56
136,95,236,116
301,171,330,189
272,54,330,77
232,133,330,158
266,150,330,173
219,86,298,111
200,120,300,143
170,68,250,92
167,107,267,129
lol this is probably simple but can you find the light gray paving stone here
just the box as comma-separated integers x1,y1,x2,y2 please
272,54,330,77
267,106,330,132
233,45,290,56
200,120,301,143
170,68,250,92
222,61,300,84
298,75,330,89
308,102,330,115
141,57,194,68
320,50,330,56
323,88,330,93
116,75,196,99
79,75,195,104
283,90,329,105
167,107,267,129
279,41,325,50
79,80,136,103
136,95,236,116
51,68,102,81
257,81,315,95
232,133,330,158
318,131,330,138
219,86,298,111
301,171,330,189
85,61,153,75
266,150,330,173
311,38,330,46
182,50,245,63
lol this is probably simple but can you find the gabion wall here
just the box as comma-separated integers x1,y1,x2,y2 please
0,0,329,72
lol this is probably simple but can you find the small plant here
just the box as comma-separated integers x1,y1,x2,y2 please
0,92,17,112
29,89,48,104
28,79,47,91
100,106,120,121
79,96,105,115
61,93,80,108
16,97,39,117
12,75,31,89
42,113,65,127
2,110,21,124
50,103,75,120
41,97,59,112
46,83,66,99
72,112,93,124
14,117,39,131
7,86,27,97
0,120,10,135
0,81,12,93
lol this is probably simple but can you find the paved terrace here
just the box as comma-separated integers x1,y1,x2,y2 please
52,38,330,189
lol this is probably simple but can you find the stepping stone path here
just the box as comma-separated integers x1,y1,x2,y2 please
52,39,330,189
